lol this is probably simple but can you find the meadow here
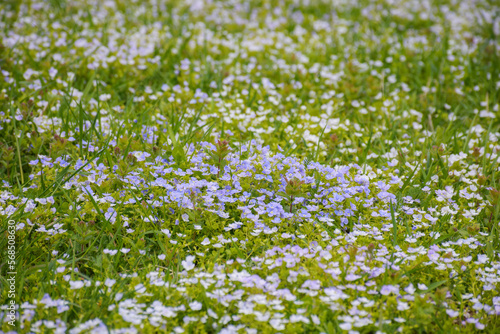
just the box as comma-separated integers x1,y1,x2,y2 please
1,0,500,333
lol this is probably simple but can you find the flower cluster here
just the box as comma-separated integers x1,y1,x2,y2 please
1,0,499,333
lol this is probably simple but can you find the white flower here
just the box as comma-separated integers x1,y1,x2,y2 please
105,279,116,287
181,255,196,271
339,323,352,330
69,281,84,289
23,69,36,80
189,301,202,311
132,151,151,162
49,67,58,79
99,94,111,101
397,301,410,311
103,249,118,256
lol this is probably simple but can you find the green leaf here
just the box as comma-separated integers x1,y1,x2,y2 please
423,280,448,293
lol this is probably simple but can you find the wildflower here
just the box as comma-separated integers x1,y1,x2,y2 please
182,256,196,271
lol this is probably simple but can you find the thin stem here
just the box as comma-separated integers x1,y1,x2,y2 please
16,135,24,184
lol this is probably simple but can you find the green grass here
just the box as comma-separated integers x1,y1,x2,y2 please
1,0,500,333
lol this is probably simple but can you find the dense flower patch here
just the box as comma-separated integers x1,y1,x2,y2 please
3,140,500,333
1,0,500,333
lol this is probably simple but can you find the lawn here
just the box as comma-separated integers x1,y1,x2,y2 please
1,0,500,333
